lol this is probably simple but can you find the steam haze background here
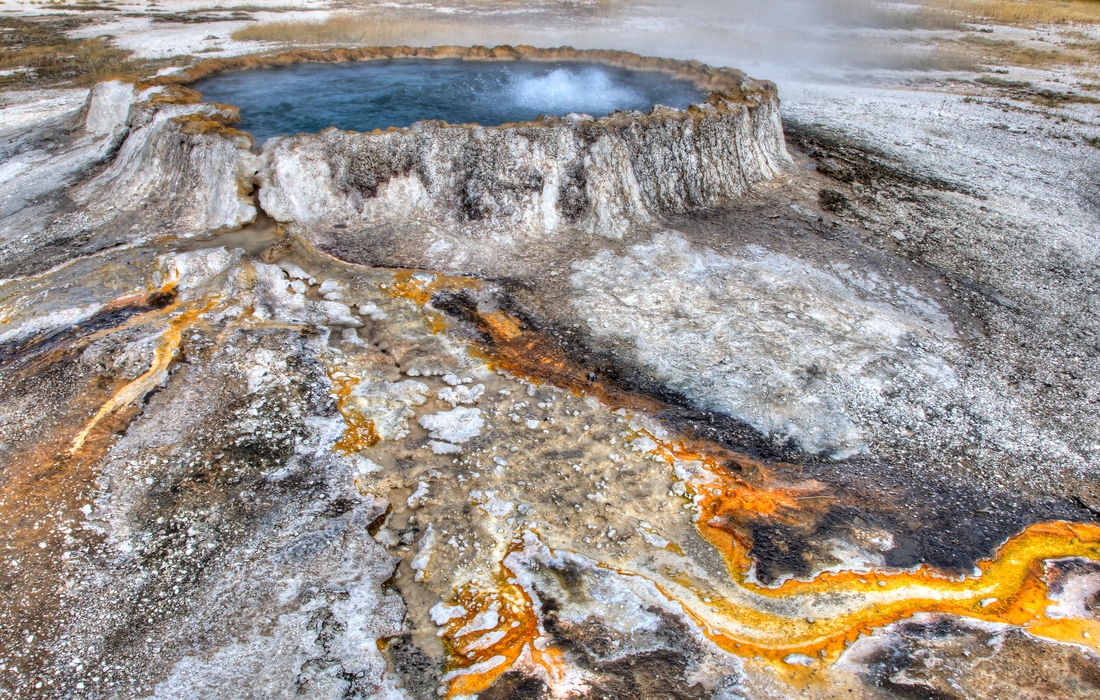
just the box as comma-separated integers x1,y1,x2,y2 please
232,0,952,87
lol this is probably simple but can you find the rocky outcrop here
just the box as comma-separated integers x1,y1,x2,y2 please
257,94,787,240
1,47,786,271
0,80,259,280
0,81,136,243
74,87,258,236
235,46,790,239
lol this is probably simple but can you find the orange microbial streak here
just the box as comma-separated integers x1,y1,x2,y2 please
71,296,216,454
645,437,1100,666
437,556,569,697
386,270,662,411
328,371,380,454
396,272,1100,682
389,270,483,305
675,522,1100,668
647,436,824,573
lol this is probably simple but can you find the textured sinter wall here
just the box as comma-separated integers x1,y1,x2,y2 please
151,46,791,239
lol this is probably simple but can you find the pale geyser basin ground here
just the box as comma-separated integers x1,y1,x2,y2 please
190,59,706,142
3,1,1100,695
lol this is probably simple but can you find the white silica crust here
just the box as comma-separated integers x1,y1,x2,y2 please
418,407,485,444
75,99,258,234
570,232,960,456
83,80,137,139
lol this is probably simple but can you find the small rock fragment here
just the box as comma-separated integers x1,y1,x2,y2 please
357,302,388,320
438,383,485,407
277,260,310,280
430,440,462,455
408,481,430,509
411,524,436,582
418,407,484,444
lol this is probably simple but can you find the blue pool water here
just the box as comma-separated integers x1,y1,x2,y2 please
191,59,705,143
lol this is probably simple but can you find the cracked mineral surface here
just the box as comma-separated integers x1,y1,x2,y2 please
2,2,1100,699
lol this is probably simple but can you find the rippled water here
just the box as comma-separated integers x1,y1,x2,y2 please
191,59,705,143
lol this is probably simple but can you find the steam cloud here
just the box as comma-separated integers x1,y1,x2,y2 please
509,67,645,115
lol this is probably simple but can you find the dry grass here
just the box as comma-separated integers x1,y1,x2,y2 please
906,47,985,71
0,17,171,89
922,0,1100,26
910,34,1093,71
229,13,532,47
961,33,1087,64
872,29,1100,71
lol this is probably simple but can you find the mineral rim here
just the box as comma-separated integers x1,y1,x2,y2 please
0,44,1098,700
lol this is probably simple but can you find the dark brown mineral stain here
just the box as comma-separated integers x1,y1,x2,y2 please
428,285,791,463
383,634,443,700
537,570,711,700
0,290,176,368
858,618,1100,700
477,672,549,700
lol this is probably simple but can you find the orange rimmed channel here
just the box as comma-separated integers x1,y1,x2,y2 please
388,270,1100,689
71,294,218,454
635,436,1100,664
689,522,1100,665
387,270,665,414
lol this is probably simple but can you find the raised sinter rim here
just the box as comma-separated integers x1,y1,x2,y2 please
78,46,789,243
142,45,779,135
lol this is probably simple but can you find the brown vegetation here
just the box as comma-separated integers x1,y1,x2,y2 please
914,30,1100,71
924,0,1100,27
229,13,526,48
0,17,170,89
960,33,1087,65
871,0,1100,30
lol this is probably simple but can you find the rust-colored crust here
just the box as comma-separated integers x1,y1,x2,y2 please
138,45,778,132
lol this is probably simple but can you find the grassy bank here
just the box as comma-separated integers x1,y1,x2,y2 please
0,16,170,89
925,0,1100,26
229,13,536,48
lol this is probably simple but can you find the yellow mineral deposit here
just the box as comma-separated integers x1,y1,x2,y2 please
329,370,381,454
387,270,1100,694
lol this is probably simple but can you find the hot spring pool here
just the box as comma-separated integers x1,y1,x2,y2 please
191,59,706,143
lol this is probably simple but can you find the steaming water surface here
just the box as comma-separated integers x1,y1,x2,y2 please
192,59,705,143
